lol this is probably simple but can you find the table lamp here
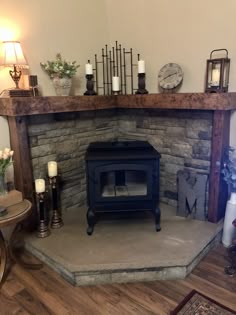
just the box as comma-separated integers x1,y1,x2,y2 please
0,41,28,89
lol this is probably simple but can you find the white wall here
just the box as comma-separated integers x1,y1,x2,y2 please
0,0,236,146
0,0,109,147
105,0,236,145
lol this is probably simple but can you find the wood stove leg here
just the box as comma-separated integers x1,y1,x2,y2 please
154,207,161,232
87,208,96,235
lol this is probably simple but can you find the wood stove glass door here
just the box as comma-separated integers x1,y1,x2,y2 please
94,164,153,202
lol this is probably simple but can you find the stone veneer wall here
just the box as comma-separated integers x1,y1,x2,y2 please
117,109,213,207
28,108,213,211
28,110,117,211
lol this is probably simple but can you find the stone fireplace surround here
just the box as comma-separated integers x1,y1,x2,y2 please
28,108,212,215
0,92,234,225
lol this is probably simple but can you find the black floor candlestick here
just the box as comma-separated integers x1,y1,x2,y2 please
84,74,97,95
135,73,148,94
49,176,63,229
36,192,50,238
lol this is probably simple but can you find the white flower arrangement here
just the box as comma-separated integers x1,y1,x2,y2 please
0,148,14,175
40,53,80,79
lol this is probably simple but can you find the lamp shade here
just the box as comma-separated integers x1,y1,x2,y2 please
0,41,27,66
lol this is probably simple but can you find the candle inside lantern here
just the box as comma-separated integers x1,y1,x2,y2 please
211,68,220,86
138,60,145,73
48,161,58,177
85,62,93,75
35,179,45,193
112,76,120,91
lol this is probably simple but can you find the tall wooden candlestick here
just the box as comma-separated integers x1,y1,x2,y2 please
84,74,96,95
36,192,50,238
49,176,63,229
135,73,148,94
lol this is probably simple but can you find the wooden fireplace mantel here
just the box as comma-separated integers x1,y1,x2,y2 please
0,92,234,225
0,92,236,116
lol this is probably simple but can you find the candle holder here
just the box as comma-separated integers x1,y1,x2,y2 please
135,73,148,94
36,192,50,238
49,176,63,229
112,90,120,95
84,74,97,95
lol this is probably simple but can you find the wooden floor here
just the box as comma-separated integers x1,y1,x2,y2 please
0,244,236,315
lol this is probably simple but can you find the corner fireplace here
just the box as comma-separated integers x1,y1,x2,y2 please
85,140,161,235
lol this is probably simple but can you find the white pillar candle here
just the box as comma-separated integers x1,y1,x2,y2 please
35,179,45,193
85,63,93,75
138,60,145,73
211,69,220,86
48,161,58,177
112,76,120,91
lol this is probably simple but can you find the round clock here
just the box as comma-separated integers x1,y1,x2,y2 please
158,63,183,90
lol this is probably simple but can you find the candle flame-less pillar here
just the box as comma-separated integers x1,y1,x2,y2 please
211,68,220,87
35,179,50,238
138,60,145,74
48,162,63,229
112,76,120,94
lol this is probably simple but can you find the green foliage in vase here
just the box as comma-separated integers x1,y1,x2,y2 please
222,146,236,190
40,53,80,79
0,148,14,175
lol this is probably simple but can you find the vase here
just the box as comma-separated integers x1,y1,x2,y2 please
52,77,72,96
0,173,7,196
222,192,236,247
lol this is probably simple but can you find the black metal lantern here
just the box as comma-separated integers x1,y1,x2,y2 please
205,49,230,93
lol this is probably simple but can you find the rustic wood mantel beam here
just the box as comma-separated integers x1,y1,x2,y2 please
1,93,236,116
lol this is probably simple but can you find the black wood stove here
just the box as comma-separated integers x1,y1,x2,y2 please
85,141,161,235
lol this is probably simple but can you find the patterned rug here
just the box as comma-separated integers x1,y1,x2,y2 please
171,290,236,314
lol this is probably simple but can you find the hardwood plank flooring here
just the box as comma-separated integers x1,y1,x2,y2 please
0,244,235,315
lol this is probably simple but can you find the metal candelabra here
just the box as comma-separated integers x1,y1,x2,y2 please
89,41,137,95
49,176,63,229
36,192,50,238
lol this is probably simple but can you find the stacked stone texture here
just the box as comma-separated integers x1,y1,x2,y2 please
28,109,212,211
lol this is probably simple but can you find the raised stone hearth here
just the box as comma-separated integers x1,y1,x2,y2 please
25,204,222,286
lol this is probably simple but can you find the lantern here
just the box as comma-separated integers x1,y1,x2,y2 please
205,49,230,93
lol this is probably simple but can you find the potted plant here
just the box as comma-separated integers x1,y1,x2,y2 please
221,146,236,247
222,146,236,192
40,53,80,96
0,148,14,195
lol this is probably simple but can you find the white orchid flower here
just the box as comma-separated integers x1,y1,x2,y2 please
4,148,10,154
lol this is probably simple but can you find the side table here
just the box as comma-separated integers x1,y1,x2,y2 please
0,199,42,287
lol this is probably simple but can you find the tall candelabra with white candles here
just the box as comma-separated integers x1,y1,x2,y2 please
85,41,148,95
35,179,50,238
48,161,63,229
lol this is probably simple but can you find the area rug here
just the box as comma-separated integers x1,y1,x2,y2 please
170,290,236,314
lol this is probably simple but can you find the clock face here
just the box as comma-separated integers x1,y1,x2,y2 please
158,63,183,90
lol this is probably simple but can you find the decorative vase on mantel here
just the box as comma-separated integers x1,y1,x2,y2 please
52,77,72,96
222,191,236,247
0,172,7,196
